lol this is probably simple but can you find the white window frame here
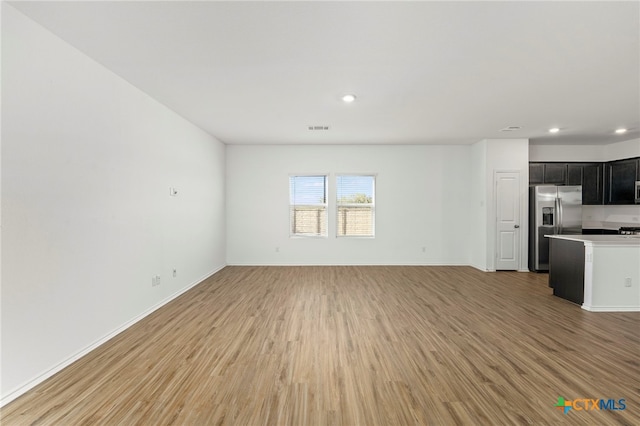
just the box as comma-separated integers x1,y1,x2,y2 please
289,174,328,238
336,174,376,238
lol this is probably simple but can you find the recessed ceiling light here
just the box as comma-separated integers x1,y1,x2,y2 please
615,128,627,134
341,94,356,103
549,127,560,133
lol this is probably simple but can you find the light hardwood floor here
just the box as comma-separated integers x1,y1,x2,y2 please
2,266,639,425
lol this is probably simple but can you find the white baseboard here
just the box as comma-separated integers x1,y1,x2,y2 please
228,262,498,271
225,262,471,266
0,264,226,407
469,263,489,272
581,305,640,312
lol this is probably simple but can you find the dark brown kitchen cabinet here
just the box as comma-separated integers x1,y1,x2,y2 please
565,163,603,204
529,163,544,184
566,163,583,185
582,163,603,205
529,162,567,184
549,237,584,305
529,158,638,205
604,158,639,204
543,163,567,184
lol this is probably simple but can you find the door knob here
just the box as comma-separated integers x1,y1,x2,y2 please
514,225,520,228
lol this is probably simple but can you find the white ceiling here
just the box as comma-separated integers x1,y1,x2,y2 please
9,0,640,146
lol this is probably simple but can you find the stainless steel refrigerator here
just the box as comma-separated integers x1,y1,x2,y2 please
528,185,582,272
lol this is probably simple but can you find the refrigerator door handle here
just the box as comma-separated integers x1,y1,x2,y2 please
553,198,560,234
558,197,564,234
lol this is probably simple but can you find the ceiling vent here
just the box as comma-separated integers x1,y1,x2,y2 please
308,125,330,131
500,126,522,132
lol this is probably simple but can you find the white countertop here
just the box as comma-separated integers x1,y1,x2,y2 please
545,234,640,246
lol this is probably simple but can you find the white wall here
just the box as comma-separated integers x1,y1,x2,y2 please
529,138,639,162
483,139,530,271
469,141,488,270
468,139,530,271
603,138,640,161
1,5,226,404
528,144,604,162
226,145,471,265
583,205,640,229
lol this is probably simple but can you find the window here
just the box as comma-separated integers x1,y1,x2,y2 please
337,175,375,237
289,175,327,237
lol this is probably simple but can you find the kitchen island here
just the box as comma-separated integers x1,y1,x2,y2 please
547,235,640,312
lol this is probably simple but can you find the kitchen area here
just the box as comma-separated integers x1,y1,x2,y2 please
528,150,640,312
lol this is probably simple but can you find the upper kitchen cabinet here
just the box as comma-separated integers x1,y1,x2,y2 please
529,162,603,204
530,158,639,205
529,163,544,184
604,158,639,204
529,162,566,185
581,163,604,205
566,163,584,185
542,163,567,184
566,163,603,204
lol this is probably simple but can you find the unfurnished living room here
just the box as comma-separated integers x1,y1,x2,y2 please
1,1,639,425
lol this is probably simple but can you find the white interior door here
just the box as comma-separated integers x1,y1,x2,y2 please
495,171,521,270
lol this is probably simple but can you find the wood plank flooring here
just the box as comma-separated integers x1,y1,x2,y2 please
2,266,639,425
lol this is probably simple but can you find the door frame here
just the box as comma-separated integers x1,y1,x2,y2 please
493,169,526,271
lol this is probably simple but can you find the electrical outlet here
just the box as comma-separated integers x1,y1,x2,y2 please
624,278,632,287
151,275,161,287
